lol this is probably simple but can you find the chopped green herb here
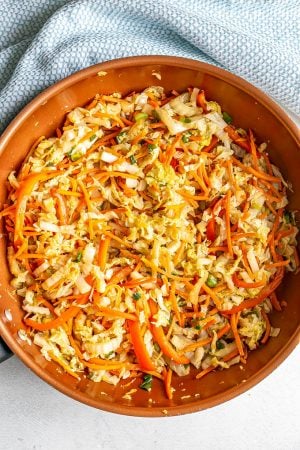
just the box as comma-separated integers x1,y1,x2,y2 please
194,324,202,330
104,351,114,358
140,374,152,391
222,111,233,124
67,147,82,162
206,274,218,288
216,340,225,350
178,299,186,307
75,251,83,262
148,143,156,152
89,134,97,141
182,132,192,143
45,162,54,167
135,112,148,122
283,211,294,225
179,117,191,123
132,292,141,300
71,153,82,162
184,364,190,369
116,131,127,144
130,155,137,164
151,110,160,120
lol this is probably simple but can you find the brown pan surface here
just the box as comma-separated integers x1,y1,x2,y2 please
0,56,299,416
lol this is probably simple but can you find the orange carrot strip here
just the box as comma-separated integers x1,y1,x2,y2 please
0,204,16,218
164,368,173,400
24,294,89,331
82,361,138,371
225,191,233,257
224,126,251,152
261,309,271,344
231,157,281,183
54,192,68,225
177,189,208,201
149,299,189,364
48,351,80,380
222,348,239,362
57,189,82,197
95,306,137,321
169,281,183,327
123,277,156,288
16,253,49,259
249,129,259,170
230,313,244,356
148,121,166,129
196,90,208,112
128,320,156,371
98,235,111,271
265,260,290,269
37,296,56,314
222,267,284,314
14,171,62,245
69,334,84,359
275,227,296,242
269,292,282,312
108,266,132,284
195,366,215,379
102,231,132,248
164,134,181,165
232,273,265,289
207,246,228,254
202,284,222,310
202,135,219,153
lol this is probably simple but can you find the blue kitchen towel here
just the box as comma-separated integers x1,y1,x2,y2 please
0,0,299,134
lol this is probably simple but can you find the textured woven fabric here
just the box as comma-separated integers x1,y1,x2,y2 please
0,0,299,133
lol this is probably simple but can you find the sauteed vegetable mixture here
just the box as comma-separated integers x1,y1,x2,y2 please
1,86,298,399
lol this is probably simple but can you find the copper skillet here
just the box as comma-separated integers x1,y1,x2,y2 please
0,56,299,416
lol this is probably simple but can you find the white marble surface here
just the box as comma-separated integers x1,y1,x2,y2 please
0,347,299,450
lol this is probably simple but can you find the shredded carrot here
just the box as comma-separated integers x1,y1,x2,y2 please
202,135,219,153
149,299,189,364
164,368,173,400
231,157,281,183
222,267,284,314
95,306,137,321
224,126,251,152
195,366,215,380
128,320,156,371
24,294,89,331
169,281,183,326
232,272,265,289
261,309,271,344
230,313,244,356
249,129,259,170
223,348,239,362
269,292,282,312
108,266,132,284
196,90,208,112
48,351,80,380
225,191,233,257
102,230,133,248
98,235,111,270
201,284,222,309
265,259,290,269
